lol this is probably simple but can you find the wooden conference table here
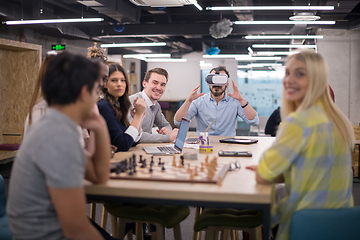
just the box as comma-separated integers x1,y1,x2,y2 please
85,135,276,240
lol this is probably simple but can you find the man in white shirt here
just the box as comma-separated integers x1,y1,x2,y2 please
129,68,178,143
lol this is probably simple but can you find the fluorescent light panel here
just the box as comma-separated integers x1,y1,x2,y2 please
256,51,299,56
235,21,335,25
252,44,317,49
203,54,281,60
145,58,187,62
101,42,166,48
245,35,324,40
189,0,203,10
123,54,171,58
3,18,103,25
206,6,334,11
235,56,282,61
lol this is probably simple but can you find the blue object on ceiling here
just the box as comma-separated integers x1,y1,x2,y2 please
206,42,220,55
157,7,166,9
114,26,125,32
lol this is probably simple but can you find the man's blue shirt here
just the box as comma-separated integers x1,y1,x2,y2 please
174,92,259,136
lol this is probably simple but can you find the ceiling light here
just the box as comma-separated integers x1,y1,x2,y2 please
206,6,334,11
234,21,335,25
101,42,166,48
235,56,282,61
2,18,104,25
252,44,317,49
145,58,187,62
189,0,203,11
97,34,168,38
248,63,283,67
77,0,103,7
245,35,324,40
256,51,300,56
123,54,171,58
247,47,253,55
289,12,320,21
203,54,281,60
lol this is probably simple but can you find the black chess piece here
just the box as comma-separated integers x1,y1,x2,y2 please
132,154,136,161
132,158,137,167
139,155,143,164
115,164,121,174
180,155,184,167
150,156,154,165
124,159,128,170
133,163,137,173
141,159,146,168
149,164,153,173
161,162,165,171
128,164,133,175
158,157,162,166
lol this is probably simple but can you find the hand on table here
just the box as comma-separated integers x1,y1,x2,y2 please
245,165,258,171
157,127,170,135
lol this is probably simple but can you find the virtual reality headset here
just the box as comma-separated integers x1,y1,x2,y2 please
205,73,228,86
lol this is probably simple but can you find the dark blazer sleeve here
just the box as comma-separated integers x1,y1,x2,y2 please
97,99,135,152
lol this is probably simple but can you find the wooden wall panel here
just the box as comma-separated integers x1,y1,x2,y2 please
0,39,41,144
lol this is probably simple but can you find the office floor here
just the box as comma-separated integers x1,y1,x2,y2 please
2,160,360,239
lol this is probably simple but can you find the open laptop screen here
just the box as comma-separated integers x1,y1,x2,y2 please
174,118,190,150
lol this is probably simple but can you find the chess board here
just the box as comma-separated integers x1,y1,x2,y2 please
110,162,229,184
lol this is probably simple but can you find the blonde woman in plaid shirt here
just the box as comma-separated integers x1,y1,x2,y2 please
247,51,355,240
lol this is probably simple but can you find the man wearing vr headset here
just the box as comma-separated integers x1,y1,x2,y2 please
174,66,259,136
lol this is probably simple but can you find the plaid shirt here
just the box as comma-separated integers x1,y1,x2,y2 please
258,101,353,240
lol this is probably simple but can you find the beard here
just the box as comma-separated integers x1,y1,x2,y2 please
210,86,226,97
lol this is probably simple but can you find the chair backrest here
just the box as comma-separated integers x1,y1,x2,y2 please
289,207,360,240
0,174,12,240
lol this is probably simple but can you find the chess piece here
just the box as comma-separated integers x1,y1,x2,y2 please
194,166,198,176
172,156,176,167
132,154,136,162
141,159,146,168
150,156,154,165
161,162,165,171
180,155,185,167
158,157,162,166
187,163,191,173
204,158,209,167
217,177,222,186
149,164,153,173
139,155,143,164
189,169,194,180
115,164,121,175
200,162,204,172
133,164,137,173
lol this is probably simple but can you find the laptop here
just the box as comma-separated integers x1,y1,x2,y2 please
143,117,190,155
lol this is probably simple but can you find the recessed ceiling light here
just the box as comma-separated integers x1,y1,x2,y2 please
252,44,317,49
145,58,187,62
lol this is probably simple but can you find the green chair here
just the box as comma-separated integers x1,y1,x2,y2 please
194,208,263,240
289,207,360,240
105,202,190,240
0,174,12,240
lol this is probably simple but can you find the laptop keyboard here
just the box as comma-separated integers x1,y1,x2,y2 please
157,146,178,153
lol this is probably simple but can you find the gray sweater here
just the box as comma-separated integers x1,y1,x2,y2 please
129,92,172,143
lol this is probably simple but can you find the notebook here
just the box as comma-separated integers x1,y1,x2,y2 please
143,118,190,155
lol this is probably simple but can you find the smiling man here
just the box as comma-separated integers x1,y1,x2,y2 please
174,66,259,136
129,68,178,143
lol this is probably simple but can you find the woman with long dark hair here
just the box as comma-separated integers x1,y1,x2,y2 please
97,64,146,151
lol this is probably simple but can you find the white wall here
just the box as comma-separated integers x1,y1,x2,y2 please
317,28,360,124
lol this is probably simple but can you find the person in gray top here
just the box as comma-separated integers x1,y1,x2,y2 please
7,52,112,240
129,68,178,143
